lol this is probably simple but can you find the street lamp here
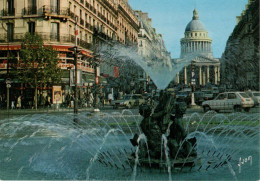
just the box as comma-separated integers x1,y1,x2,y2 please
190,62,196,107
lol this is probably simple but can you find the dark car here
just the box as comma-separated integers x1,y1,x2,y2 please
176,91,191,105
194,91,205,105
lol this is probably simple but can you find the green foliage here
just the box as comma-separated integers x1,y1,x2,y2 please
16,33,62,88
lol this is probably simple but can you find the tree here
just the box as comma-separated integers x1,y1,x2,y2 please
16,33,62,109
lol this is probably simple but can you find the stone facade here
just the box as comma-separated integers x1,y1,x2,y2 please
0,0,139,92
135,10,171,67
221,0,259,90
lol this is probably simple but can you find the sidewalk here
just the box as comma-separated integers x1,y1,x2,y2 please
0,105,113,117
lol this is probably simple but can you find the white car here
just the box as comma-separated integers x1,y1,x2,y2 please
202,92,254,112
111,94,145,109
246,91,260,107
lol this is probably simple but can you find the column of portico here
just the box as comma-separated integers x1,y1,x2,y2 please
214,66,217,85
202,67,205,86
199,66,202,85
176,72,180,84
207,65,210,83
217,66,220,83
184,66,187,85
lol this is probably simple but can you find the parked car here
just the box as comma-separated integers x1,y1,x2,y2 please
246,91,260,107
202,92,254,112
202,90,214,100
111,94,145,109
194,91,205,105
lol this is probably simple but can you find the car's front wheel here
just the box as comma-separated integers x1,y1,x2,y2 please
244,107,250,112
234,105,242,112
203,105,211,112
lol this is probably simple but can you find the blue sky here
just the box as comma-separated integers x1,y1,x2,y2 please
128,0,248,58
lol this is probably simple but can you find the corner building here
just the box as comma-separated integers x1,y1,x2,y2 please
0,0,139,104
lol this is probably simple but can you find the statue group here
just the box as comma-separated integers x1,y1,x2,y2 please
131,90,197,162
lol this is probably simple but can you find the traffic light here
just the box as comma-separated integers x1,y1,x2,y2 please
68,46,82,54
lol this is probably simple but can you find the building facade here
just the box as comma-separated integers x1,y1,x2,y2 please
175,9,220,87
0,0,139,106
135,10,171,67
134,10,172,91
221,0,259,90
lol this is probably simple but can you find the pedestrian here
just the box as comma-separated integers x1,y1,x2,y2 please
16,95,22,109
11,100,15,109
100,93,105,107
89,91,94,107
108,92,113,104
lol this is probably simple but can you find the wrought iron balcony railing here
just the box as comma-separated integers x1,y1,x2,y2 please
24,6,37,15
3,8,15,16
0,33,93,50
43,5,69,16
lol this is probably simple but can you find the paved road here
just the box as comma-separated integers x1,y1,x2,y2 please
0,105,259,121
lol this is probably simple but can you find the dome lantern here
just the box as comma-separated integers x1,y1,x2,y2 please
193,9,199,20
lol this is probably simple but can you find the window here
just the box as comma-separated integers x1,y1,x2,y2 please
7,23,14,42
239,93,250,98
28,0,37,15
7,0,15,15
216,94,226,100
51,0,59,13
51,23,59,41
228,93,236,99
80,10,82,19
28,22,35,35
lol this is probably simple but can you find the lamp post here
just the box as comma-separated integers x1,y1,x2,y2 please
191,63,196,107
68,16,79,122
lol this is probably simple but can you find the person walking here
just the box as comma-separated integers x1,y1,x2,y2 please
89,91,94,107
16,95,22,109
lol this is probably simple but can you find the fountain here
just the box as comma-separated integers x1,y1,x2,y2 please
0,45,259,180
0,101,259,180
130,90,197,168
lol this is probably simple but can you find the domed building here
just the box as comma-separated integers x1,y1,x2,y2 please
176,9,220,86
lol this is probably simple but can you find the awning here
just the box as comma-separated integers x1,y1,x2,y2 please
81,50,93,57
0,45,21,50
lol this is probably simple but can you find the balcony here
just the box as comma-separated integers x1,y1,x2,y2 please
0,33,93,50
24,6,37,16
69,11,77,21
43,5,69,21
2,8,15,17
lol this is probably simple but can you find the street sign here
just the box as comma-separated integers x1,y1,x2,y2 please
6,84,11,88
6,78,12,84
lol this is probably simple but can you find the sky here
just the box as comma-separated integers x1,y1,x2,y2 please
128,0,248,58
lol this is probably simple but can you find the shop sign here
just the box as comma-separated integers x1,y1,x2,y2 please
52,86,62,104
113,67,119,78
70,69,83,86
